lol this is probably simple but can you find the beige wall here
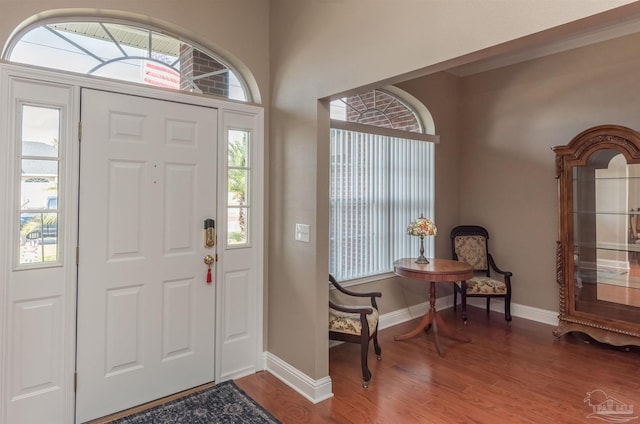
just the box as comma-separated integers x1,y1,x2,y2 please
457,30,640,311
379,29,640,315
268,0,640,381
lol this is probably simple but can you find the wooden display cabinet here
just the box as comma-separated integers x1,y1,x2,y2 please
553,125,640,346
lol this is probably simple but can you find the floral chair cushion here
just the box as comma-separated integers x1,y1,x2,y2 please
456,276,507,294
329,306,379,336
454,235,488,270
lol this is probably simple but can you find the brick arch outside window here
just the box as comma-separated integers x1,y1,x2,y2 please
345,89,422,132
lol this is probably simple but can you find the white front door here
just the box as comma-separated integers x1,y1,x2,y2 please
75,89,218,422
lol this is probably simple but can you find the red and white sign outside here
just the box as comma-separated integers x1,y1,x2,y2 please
143,61,180,90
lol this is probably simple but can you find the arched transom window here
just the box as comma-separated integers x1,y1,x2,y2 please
5,21,249,101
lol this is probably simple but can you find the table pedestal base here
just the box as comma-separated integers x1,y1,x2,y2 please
394,281,470,356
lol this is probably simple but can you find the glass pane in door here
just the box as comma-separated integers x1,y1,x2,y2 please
227,129,250,246
18,105,61,265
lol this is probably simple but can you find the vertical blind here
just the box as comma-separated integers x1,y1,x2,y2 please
330,128,435,281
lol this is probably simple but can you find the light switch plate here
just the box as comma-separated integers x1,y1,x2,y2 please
295,223,310,242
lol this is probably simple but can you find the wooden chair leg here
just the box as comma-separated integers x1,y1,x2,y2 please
373,331,381,360
505,293,513,324
360,332,372,388
486,297,491,314
453,285,458,312
461,285,468,323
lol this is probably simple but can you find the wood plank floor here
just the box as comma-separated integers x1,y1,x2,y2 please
236,306,640,424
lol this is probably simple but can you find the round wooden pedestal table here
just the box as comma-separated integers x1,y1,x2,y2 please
393,258,473,356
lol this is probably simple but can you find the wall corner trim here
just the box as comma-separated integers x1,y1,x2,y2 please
263,352,334,404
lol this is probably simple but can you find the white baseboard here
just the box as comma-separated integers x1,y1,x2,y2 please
263,352,333,404
464,297,559,326
266,297,558,403
379,295,558,329
378,295,453,330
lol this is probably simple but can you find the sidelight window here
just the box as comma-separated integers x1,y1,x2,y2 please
18,105,61,265
227,129,251,246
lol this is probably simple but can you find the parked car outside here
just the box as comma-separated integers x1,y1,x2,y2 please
20,196,58,245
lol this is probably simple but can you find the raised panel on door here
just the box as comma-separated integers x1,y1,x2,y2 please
162,279,195,360
218,265,257,380
104,286,143,375
11,297,62,396
107,161,146,259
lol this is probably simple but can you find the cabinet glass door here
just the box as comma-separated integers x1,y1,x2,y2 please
573,149,640,324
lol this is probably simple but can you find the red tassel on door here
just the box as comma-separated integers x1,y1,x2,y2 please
207,268,212,283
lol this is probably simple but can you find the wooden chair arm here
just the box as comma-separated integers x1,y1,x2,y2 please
329,300,374,315
488,254,513,278
329,275,382,298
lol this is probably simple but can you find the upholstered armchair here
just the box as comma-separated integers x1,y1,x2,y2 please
328,274,381,388
450,225,513,324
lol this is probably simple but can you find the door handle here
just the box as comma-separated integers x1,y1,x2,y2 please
204,255,214,283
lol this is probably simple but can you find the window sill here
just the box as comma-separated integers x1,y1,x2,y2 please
329,271,397,289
